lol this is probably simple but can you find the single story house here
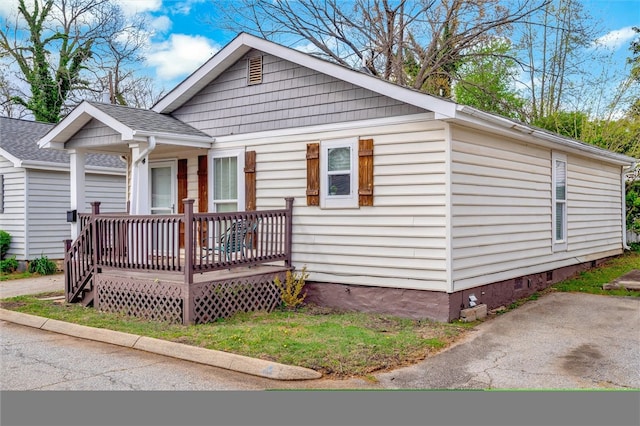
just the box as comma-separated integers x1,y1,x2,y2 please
37,33,636,322
0,116,126,263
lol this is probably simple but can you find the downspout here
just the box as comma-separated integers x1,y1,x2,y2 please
130,136,156,214
622,162,637,250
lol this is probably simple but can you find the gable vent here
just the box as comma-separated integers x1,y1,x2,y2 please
247,56,263,85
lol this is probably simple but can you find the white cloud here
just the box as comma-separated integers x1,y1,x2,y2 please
115,0,163,16
0,0,18,18
146,34,218,81
169,0,206,15
593,26,637,50
151,15,172,33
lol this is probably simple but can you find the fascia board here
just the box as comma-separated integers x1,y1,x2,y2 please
38,101,135,148
0,148,22,167
152,34,252,113
454,106,637,166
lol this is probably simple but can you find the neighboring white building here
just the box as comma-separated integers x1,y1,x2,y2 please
38,33,637,321
0,117,126,261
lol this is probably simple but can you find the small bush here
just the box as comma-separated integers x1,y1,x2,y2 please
0,230,11,259
0,256,19,274
274,266,309,309
629,242,640,253
28,255,57,275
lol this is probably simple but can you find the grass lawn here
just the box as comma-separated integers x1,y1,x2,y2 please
1,251,638,378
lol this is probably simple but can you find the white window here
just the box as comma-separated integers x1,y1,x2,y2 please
211,149,245,213
320,138,358,209
552,152,567,251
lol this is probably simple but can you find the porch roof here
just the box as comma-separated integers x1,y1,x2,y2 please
38,101,214,151
0,116,125,171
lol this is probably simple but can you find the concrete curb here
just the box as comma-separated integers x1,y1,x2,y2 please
0,308,322,381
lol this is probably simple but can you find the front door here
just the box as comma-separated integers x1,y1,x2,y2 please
150,161,177,215
149,161,177,255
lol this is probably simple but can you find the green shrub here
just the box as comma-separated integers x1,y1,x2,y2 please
28,255,58,275
627,179,640,233
0,256,19,273
629,242,640,253
0,230,11,259
274,266,308,309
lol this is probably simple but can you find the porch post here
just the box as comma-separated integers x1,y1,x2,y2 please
129,142,151,215
284,197,294,268
69,149,86,240
183,199,195,325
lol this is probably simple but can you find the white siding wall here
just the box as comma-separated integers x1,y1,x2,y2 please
568,156,623,252
450,126,624,290
213,116,449,291
0,157,26,259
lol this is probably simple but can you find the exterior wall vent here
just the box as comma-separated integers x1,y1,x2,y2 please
514,277,523,290
247,56,263,85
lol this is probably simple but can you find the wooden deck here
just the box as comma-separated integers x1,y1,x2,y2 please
65,198,294,324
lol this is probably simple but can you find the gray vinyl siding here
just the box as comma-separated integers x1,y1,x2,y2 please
450,125,624,290
0,156,26,259
26,170,71,259
86,174,127,213
214,117,449,291
25,170,126,260
65,118,122,150
172,50,426,137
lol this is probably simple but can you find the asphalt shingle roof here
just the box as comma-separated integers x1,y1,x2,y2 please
86,101,210,138
0,116,125,169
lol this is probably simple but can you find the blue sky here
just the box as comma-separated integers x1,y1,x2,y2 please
1,0,639,99
124,0,640,93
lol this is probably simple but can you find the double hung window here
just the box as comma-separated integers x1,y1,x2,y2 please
320,138,358,209
552,152,567,251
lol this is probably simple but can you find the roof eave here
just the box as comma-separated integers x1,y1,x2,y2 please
454,105,637,167
38,101,135,149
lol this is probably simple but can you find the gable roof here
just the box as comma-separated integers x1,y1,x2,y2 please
0,116,124,171
39,101,213,150
152,32,635,167
152,32,458,118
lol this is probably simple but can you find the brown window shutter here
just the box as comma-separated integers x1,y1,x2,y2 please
177,159,188,212
306,143,320,206
244,150,256,211
197,155,208,212
358,139,374,206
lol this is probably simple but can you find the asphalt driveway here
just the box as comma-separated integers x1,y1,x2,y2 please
374,291,640,389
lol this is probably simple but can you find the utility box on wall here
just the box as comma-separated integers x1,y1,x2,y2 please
66,209,77,223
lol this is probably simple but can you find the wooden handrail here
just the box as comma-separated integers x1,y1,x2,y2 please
65,198,294,287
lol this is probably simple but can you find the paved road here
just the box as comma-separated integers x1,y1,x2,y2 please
1,319,375,390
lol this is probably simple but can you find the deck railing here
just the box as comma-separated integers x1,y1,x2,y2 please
65,198,293,302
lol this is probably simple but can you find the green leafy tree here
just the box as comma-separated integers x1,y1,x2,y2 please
0,0,155,122
453,39,526,120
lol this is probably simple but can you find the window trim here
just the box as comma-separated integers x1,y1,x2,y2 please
552,152,568,251
320,138,358,209
210,148,245,213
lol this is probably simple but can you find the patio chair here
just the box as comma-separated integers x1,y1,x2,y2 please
203,218,259,262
